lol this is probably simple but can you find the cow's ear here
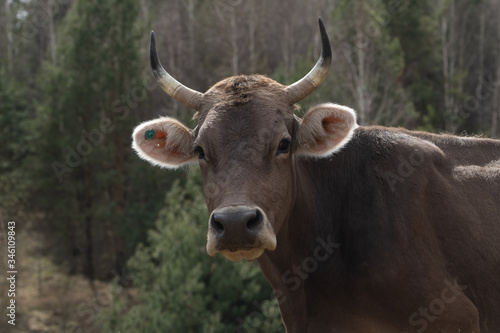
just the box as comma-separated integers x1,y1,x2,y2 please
132,117,196,168
295,103,358,157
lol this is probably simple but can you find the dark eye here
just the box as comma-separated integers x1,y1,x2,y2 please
276,139,291,155
194,146,206,160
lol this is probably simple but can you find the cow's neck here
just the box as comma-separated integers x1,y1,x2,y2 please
257,155,348,330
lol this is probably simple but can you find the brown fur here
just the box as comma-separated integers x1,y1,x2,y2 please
134,74,500,332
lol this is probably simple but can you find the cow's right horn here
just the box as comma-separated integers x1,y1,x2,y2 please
150,31,203,111
285,17,332,105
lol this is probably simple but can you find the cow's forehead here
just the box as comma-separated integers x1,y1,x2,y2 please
195,75,295,140
196,99,294,148
207,74,286,100
198,75,290,118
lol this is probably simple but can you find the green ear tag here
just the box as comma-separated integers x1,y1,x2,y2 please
145,129,155,140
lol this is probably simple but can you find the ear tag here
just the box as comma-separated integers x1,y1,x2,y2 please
145,129,167,140
145,129,155,140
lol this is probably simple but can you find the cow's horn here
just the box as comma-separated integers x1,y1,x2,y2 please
150,31,203,111
285,18,332,104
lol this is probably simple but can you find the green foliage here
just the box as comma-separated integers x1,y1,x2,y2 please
417,105,439,132
319,0,419,126
382,0,444,128
0,69,30,218
3,0,499,330
99,168,284,333
25,0,173,276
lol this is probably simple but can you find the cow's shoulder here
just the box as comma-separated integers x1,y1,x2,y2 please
395,127,500,167
343,126,447,174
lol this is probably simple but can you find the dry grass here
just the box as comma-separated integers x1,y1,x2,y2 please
0,225,115,333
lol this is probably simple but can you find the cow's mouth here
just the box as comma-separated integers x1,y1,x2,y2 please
206,205,277,261
207,236,277,261
220,248,266,261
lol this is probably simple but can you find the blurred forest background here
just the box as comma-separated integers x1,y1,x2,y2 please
1,0,500,332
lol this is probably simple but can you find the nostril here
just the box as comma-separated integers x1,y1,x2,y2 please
211,215,225,235
246,210,262,231
211,208,263,238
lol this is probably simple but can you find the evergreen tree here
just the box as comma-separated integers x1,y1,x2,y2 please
382,0,444,130
0,0,36,221
28,0,173,279
0,69,30,219
99,168,283,333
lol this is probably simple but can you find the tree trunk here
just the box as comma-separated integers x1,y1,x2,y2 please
47,0,57,63
493,0,500,137
4,0,13,74
35,0,57,64
186,0,195,69
83,165,95,292
442,5,454,131
230,6,238,75
477,5,485,131
248,0,256,73
282,3,290,82
354,2,371,125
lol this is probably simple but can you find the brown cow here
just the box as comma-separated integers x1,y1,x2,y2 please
132,18,500,332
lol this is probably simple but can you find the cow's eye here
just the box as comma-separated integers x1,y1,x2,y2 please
276,139,291,155
194,146,206,160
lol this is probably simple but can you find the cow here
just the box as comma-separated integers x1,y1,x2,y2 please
132,18,500,332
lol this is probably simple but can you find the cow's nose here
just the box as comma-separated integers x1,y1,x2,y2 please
211,208,263,239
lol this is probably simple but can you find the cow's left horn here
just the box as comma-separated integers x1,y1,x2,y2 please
150,31,203,111
285,18,332,104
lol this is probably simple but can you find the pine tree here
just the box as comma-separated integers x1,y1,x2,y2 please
0,0,32,222
28,0,171,280
382,0,444,130
0,69,29,219
100,168,284,333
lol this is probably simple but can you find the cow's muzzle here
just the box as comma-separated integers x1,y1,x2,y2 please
206,206,277,261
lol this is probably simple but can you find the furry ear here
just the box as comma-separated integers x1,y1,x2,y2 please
295,103,358,157
132,117,196,168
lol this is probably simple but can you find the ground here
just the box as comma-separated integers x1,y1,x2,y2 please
0,223,122,333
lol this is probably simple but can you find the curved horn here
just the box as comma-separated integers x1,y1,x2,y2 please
150,31,203,110
285,18,332,104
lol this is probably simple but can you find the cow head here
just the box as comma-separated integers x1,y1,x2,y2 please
132,18,357,261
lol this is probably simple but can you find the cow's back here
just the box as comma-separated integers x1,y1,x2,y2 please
404,129,500,331
348,127,500,332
